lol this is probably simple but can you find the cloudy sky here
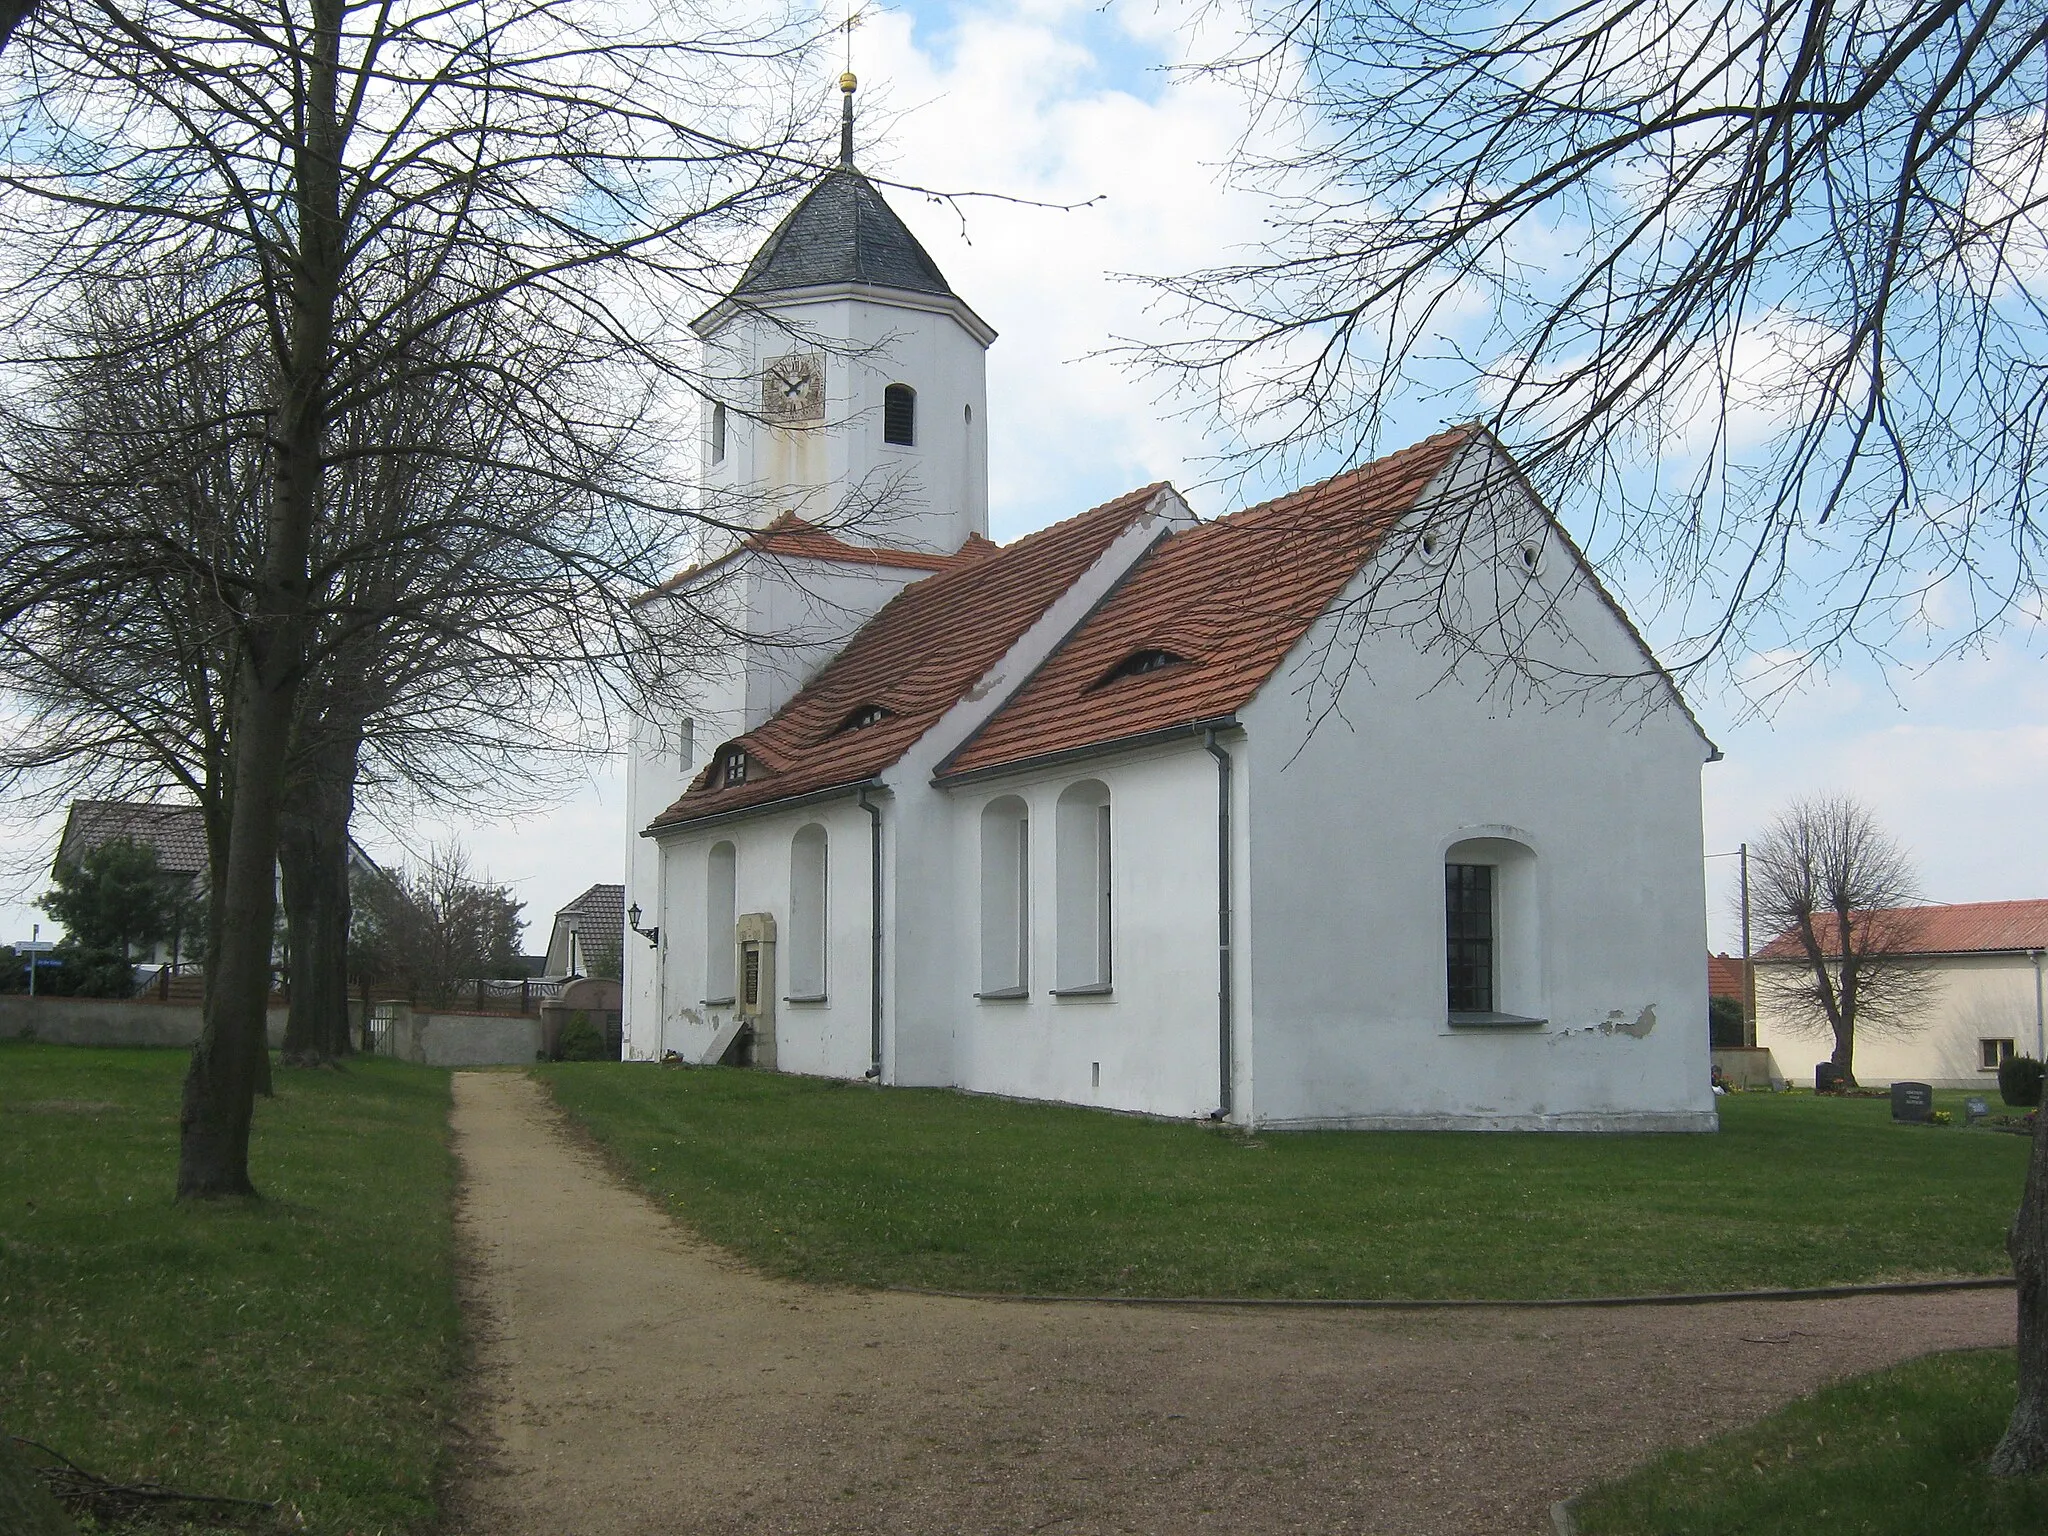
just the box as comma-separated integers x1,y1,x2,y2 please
4,0,2042,959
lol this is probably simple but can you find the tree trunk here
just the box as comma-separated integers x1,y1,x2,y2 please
178,667,295,1196
177,0,343,1196
280,726,362,1064
1992,1104,2048,1474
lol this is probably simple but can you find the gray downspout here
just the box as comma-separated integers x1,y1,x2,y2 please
1203,728,1234,1121
859,787,884,1080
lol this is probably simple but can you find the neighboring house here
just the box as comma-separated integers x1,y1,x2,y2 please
51,798,381,969
544,884,625,980
618,116,1719,1132
1708,952,1751,1007
1753,900,2048,1089
54,800,210,966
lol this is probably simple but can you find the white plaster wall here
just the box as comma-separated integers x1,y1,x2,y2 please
936,748,1224,1119
639,799,877,1076
741,558,938,727
1238,443,1718,1131
1754,952,2048,1088
699,291,991,554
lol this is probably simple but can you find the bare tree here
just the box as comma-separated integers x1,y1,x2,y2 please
1148,0,2048,688
350,843,524,1009
1750,794,1932,1085
0,0,818,1196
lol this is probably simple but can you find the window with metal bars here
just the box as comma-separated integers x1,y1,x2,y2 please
883,383,916,446
1445,863,1494,1013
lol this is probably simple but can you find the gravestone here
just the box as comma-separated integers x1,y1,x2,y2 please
1816,1062,1846,1094
1890,1081,1934,1123
1966,1096,1990,1123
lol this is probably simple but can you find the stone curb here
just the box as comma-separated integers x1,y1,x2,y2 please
886,1274,2014,1310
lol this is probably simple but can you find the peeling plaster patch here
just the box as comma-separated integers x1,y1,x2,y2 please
679,1007,706,1029
1550,1004,1658,1041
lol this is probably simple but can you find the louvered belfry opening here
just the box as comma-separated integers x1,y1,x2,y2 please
883,383,916,446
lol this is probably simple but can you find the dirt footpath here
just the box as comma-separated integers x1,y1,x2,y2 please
446,1072,2014,1536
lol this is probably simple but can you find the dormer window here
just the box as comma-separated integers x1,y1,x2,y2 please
883,383,916,446
715,747,750,787
833,703,891,734
1096,648,1185,686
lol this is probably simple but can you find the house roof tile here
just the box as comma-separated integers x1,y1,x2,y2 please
1757,899,2048,960
645,485,1167,830
56,800,209,878
938,429,1470,778
1708,952,1751,998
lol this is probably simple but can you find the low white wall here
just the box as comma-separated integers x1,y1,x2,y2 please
0,994,289,1048
374,1007,541,1067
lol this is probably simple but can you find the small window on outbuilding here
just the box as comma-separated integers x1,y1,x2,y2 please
883,383,916,446
833,703,891,735
1982,1038,2016,1071
1096,648,1184,687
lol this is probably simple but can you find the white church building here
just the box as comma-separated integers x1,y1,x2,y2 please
620,90,1720,1132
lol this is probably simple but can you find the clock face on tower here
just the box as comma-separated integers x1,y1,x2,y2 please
761,353,824,424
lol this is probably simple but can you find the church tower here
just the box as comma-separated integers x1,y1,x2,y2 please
691,75,994,554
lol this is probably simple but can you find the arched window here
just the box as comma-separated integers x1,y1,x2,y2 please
1055,781,1112,992
706,841,737,1003
788,824,828,1000
710,400,727,463
1444,835,1542,1024
883,383,916,446
978,796,1029,996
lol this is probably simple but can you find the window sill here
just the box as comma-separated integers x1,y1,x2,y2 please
1050,984,1114,998
784,993,827,1005
1447,1011,1547,1029
701,996,736,1008
975,987,1029,1002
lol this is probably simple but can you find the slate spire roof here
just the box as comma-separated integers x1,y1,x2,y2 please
731,167,956,301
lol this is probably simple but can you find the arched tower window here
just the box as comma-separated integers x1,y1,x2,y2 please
788,824,828,1000
1055,781,1112,991
978,796,1029,996
883,383,916,446
706,842,737,1003
710,400,727,464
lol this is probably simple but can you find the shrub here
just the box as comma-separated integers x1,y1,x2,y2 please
554,1012,609,1062
1708,995,1747,1047
1998,1055,2044,1107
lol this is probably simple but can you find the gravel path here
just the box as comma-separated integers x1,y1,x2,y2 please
446,1071,2015,1536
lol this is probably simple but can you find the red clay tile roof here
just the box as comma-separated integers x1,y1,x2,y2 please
1708,952,1751,998
938,429,1470,778
645,486,1168,830
1757,900,2048,960
636,513,959,605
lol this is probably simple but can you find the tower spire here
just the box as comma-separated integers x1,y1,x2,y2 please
838,71,856,165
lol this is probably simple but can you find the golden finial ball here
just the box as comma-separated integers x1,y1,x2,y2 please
840,71,858,92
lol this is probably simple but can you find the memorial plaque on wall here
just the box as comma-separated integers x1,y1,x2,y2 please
1891,1081,1934,1123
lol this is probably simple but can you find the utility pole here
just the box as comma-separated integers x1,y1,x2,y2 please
1740,843,1754,1047
27,921,37,996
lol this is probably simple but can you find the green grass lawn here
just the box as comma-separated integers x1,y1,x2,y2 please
540,1066,2032,1299
0,1042,460,1535
1572,1349,2048,1534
